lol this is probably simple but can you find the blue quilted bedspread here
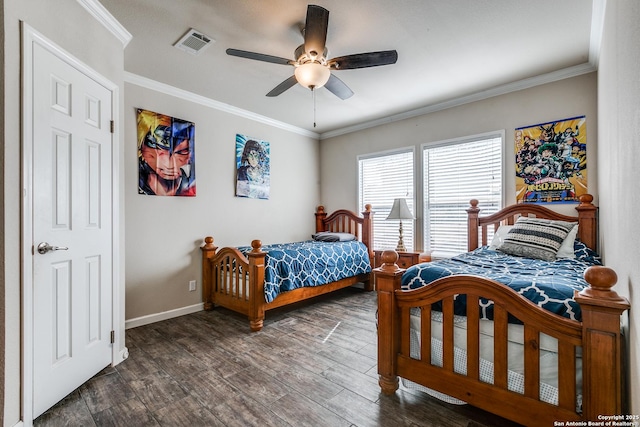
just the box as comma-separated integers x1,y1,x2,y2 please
239,240,371,303
401,243,601,321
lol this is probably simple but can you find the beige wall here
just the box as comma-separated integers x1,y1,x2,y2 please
598,0,640,414
319,73,598,239
2,1,126,424
123,83,320,321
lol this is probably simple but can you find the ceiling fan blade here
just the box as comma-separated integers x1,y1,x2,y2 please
303,5,329,58
226,48,294,66
324,74,354,100
266,75,299,97
328,50,398,70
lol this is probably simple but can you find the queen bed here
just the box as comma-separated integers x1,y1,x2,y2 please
201,205,374,331
375,195,629,426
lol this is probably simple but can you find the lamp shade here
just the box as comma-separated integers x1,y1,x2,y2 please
294,62,331,89
386,198,414,220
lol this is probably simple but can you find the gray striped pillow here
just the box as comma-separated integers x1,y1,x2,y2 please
496,217,578,261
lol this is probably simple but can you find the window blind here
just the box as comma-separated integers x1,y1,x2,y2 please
358,150,414,251
423,136,502,258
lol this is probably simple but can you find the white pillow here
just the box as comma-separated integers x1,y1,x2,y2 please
488,225,514,250
555,225,578,259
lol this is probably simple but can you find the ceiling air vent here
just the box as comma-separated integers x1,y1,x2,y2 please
174,28,214,55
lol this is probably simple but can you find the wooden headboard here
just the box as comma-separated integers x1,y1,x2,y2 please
315,204,374,258
466,194,597,251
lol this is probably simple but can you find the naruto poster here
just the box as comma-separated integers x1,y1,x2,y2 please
515,116,587,204
137,108,196,196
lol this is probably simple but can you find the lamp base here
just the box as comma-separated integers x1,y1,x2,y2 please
396,221,407,252
395,236,407,252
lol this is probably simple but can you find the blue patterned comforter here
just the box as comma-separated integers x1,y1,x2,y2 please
401,243,601,321
239,240,371,303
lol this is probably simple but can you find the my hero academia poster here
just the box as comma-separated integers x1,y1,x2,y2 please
235,134,270,199
137,108,196,196
515,116,587,204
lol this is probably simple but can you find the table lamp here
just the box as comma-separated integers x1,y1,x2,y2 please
386,198,414,252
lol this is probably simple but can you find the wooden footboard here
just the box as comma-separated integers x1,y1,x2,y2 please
200,237,267,331
375,251,629,426
200,205,374,331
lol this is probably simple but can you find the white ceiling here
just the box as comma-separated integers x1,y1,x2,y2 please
98,0,599,137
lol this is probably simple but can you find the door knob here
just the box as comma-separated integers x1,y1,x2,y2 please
37,242,69,255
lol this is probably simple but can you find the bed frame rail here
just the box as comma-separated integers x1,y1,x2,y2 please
376,251,629,426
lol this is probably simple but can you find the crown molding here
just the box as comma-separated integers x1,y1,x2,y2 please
76,0,132,47
124,72,319,138
319,62,597,140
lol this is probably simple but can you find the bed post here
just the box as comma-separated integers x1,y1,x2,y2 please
575,194,597,251
361,204,373,257
201,236,218,310
574,266,630,421
247,240,267,332
467,199,481,251
362,204,375,291
375,250,404,394
315,205,327,232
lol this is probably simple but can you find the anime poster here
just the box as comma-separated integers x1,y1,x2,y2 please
515,116,587,204
136,108,196,196
235,134,270,199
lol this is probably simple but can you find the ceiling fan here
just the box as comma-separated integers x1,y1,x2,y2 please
226,4,398,100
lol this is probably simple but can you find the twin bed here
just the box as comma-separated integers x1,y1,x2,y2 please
375,195,630,426
200,205,374,331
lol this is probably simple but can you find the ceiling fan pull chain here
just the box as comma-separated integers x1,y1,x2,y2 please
312,86,317,128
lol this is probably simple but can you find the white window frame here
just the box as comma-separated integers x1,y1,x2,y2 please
358,147,416,252
422,130,505,259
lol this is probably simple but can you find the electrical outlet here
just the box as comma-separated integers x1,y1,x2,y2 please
188,280,196,291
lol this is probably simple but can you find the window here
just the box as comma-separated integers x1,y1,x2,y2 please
423,132,503,258
358,149,414,251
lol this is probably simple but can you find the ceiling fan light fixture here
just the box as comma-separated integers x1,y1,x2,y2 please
294,62,331,90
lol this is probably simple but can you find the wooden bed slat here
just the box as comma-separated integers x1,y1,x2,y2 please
493,305,508,389
557,340,577,411
523,324,540,400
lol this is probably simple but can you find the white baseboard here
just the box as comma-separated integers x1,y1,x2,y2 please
125,303,204,329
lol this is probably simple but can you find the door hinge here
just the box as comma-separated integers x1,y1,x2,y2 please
110,330,115,344
110,120,115,133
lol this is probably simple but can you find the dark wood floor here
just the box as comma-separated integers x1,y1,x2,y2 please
34,286,522,427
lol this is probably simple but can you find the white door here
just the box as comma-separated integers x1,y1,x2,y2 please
30,41,114,418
